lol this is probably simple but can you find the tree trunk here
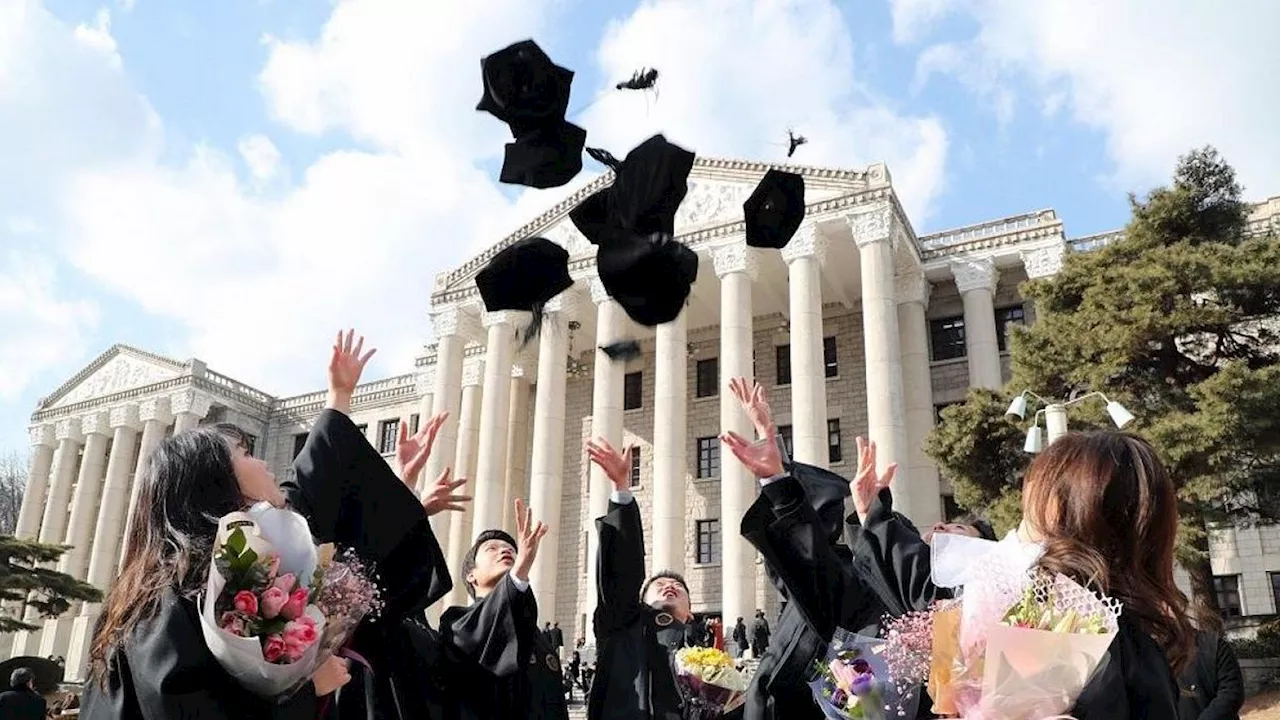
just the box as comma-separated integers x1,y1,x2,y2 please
1180,505,1223,630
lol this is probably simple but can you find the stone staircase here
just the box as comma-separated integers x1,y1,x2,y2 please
565,658,762,719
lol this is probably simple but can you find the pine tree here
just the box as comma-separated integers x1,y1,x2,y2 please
0,536,103,633
926,147,1280,622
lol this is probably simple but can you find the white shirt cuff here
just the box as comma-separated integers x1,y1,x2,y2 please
510,575,530,592
611,489,635,505
757,473,787,487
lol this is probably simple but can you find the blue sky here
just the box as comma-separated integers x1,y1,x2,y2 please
2,0,1278,459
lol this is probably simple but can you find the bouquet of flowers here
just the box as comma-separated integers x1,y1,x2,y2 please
198,504,383,698
808,627,922,720
673,646,748,719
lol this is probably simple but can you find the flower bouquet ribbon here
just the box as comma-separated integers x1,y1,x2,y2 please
673,646,748,719
808,627,923,720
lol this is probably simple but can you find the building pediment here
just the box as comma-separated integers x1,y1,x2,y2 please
433,156,881,304
40,345,188,411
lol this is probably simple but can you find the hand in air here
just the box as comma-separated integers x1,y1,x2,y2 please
312,656,352,697
420,468,470,517
585,438,633,493
852,437,897,520
328,329,377,397
728,377,776,440
720,430,783,480
396,412,448,482
512,498,549,583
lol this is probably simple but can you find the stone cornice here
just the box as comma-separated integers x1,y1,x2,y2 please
271,374,417,417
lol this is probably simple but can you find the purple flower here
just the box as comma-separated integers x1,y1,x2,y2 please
849,672,876,697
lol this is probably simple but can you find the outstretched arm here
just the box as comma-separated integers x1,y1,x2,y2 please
586,439,645,631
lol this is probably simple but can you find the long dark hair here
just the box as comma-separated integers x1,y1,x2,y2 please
88,427,245,682
1022,431,1196,674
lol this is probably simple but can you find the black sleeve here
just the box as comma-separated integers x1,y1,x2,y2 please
742,476,875,640
1200,635,1245,720
848,487,945,613
440,575,539,678
593,499,647,637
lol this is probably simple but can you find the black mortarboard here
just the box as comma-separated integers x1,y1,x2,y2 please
744,169,806,249
600,339,642,361
499,121,587,189
569,187,615,247
597,233,698,327
476,40,574,138
475,237,573,313
461,529,518,599
610,134,696,236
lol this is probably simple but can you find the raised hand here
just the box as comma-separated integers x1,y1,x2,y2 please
585,438,633,493
728,377,775,440
852,436,897,520
511,498,549,583
326,329,377,414
396,412,448,482
420,468,471,516
720,430,783,480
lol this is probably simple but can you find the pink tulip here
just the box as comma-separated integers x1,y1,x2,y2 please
260,587,288,619
265,554,281,580
232,590,258,616
273,572,297,593
219,612,245,636
279,588,308,621
285,618,319,645
263,634,286,663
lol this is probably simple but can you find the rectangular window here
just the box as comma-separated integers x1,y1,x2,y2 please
823,336,838,378
624,371,643,410
1271,573,1280,613
582,531,589,575
930,316,967,361
1213,575,1243,618
996,306,1027,352
292,433,308,460
942,494,964,522
696,358,719,398
243,434,258,456
695,519,722,564
696,437,720,479
355,424,368,436
378,420,399,454
630,451,642,487
777,425,795,459
409,413,420,434
934,402,960,425
774,345,791,386
827,419,843,463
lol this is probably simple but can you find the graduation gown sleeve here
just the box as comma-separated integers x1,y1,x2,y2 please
1069,618,1180,719
81,590,319,720
440,574,538,677
846,487,946,615
594,497,648,635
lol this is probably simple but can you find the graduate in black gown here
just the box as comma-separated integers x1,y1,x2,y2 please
584,438,713,720
438,499,569,720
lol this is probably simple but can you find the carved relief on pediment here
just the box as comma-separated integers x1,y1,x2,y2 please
50,354,182,408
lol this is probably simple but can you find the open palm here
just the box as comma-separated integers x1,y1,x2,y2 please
720,430,783,479
396,412,447,482
729,377,775,440
852,437,897,518
585,438,632,492
329,329,377,396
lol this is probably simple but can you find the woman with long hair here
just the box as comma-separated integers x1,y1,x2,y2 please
1020,431,1196,717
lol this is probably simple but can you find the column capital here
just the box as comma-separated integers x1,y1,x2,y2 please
589,277,613,305
55,418,82,443
712,242,759,280
415,368,436,396
431,305,481,340
895,272,932,306
511,363,533,380
482,310,523,329
544,291,580,316
138,396,173,424
170,390,213,418
109,405,141,430
80,411,111,438
846,202,894,248
779,224,828,264
29,424,55,448
1020,244,1065,279
462,359,486,388
951,257,998,295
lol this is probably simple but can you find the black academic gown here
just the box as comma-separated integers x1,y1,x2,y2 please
0,687,47,720
285,408,453,720
438,573,569,720
81,588,321,719
1179,631,1245,720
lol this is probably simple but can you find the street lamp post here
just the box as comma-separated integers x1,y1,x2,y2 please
1006,390,1136,453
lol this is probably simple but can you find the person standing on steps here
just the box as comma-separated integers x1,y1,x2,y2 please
750,611,770,659
731,618,749,659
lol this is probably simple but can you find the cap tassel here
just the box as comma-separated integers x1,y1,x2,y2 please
519,302,547,349
585,146,621,170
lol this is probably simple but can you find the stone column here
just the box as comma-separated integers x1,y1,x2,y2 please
848,205,909,485
67,405,141,680
896,272,941,526
586,278,626,622
15,425,55,540
951,257,1002,390
10,419,82,657
423,306,480,556
501,362,533,530
442,359,485,611
714,243,759,628
471,311,518,539
780,224,830,467
170,390,212,433
527,295,573,622
413,367,435,482
118,397,172,573
650,308,688,576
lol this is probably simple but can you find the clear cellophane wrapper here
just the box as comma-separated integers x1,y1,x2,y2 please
808,629,922,720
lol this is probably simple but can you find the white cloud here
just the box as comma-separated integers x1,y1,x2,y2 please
581,0,950,225
887,0,955,44
898,0,1280,195
117,0,136,12
238,134,283,183
0,252,100,402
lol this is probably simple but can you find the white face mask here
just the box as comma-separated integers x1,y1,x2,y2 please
931,526,1045,590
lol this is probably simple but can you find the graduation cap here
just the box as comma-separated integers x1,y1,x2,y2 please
476,39,574,138
610,134,696,237
597,233,698,327
599,339,642,361
499,121,587,189
475,237,573,313
744,169,806,249
569,187,615,246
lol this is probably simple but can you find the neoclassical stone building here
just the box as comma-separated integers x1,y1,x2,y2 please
10,157,1279,680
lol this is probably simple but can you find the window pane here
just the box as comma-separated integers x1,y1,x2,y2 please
378,420,399,454
1272,573,1280,610
624,371,643,410
630,452,642,487
823,337,838,378
696,358,719,398
930,316,967,361
696,437,720,478
244,434,258,456
996,306,1027,352
696,519,722,564
1213,575,1242,617
942,494,963,522
775,345,791,386
827,419,842,463
410,414,420,433
777,425,794,459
